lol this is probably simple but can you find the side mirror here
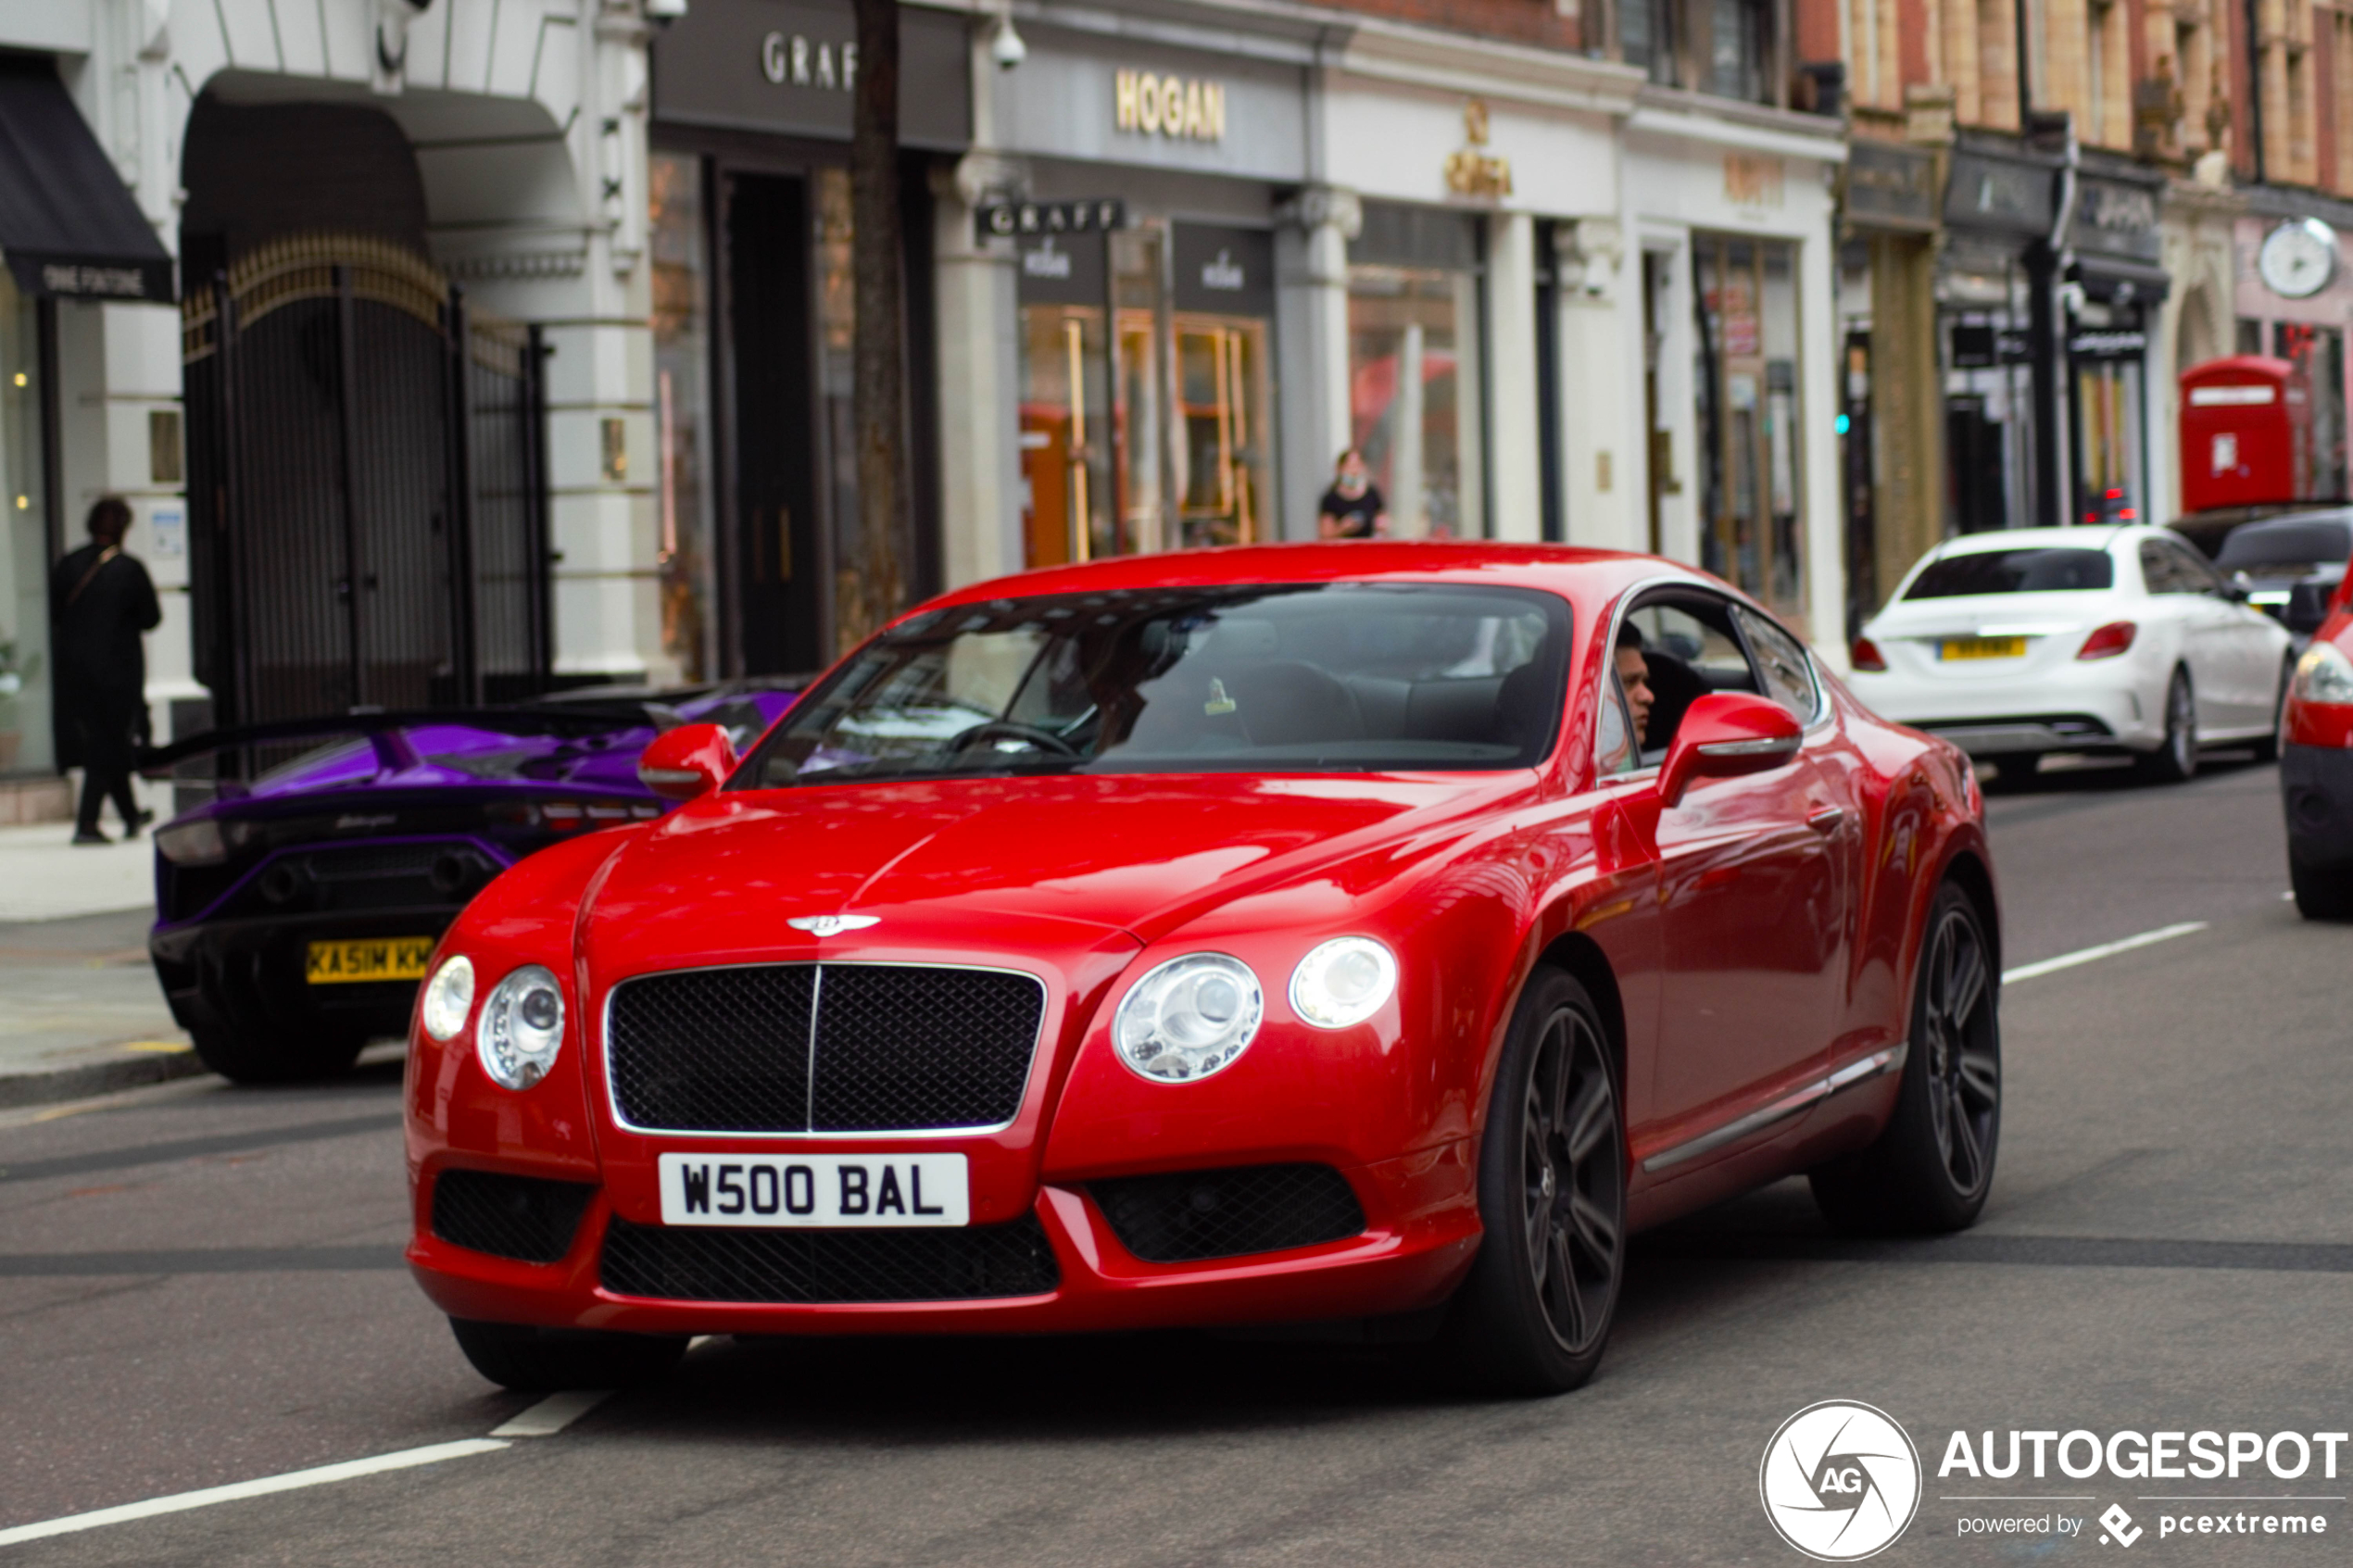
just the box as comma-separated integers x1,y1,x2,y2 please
2224,571,2256,604
636,722,738,801
1657,692,1805,807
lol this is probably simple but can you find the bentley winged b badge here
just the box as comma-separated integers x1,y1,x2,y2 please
787,915,880,937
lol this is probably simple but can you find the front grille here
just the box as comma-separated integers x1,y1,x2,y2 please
606,963,1046,1134
1092,1164,1367,1262
432,1169,596,1263
598,1214,1060,1302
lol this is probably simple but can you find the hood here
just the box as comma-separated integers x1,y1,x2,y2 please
577,771,1522,972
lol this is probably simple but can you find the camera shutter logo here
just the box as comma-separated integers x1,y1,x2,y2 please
1759,1400,1922,1561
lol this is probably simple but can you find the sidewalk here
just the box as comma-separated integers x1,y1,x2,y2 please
0,822,203,1107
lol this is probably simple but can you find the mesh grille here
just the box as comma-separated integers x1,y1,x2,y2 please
609,966,816,1134
431,1169,595,1263
606,964,1044,1135
598,1214,1060,1302
1092,1164,1366,1262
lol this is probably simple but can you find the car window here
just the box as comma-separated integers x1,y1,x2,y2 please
2144,540,2218,596
1906,547,2115,597
1612,594,1762,761
1594,674,1639,778
1733,606,1820,723
2164,541,2225,596
742,583,1573,786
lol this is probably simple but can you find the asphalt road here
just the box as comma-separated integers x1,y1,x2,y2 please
3,753,2346,1566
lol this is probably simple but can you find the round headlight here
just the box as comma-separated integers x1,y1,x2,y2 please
477,964,565,1090
1113,953,1263,1083
2294,641,2353,707
1289,937,1398,1029
421,954,475,1042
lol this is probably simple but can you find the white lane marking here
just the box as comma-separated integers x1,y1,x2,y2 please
491,1390,610,1438
2002,922,2208,985
0,1439,509,1548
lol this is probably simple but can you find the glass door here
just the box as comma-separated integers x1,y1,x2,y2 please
1173,317,1271,547
1018,304,1108,568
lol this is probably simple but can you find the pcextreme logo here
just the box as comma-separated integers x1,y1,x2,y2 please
1761,1400,1925,1561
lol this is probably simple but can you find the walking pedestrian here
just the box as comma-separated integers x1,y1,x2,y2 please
1316,448,1390,539
51,497,159,845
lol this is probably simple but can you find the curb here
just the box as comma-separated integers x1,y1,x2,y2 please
0,1050,212,1110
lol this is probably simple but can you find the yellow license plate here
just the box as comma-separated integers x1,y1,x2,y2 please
306,936,435,985
1941,636,2028,660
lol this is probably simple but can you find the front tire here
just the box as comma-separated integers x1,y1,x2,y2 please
2290,857,2353,921
1811,883,2001,1234
449,1318,688,1392
1441,968,1626,1395
2134,668,2197,784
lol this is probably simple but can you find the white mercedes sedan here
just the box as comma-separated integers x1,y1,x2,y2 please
1848,526,2295,783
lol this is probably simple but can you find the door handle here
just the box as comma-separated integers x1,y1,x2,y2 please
1806,806,1846,834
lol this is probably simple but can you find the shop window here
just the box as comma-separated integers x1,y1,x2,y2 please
0,271,47,774
1016,222,1277,563
1692,235,1804,621
650,151,716,682
1347,206,1487,539
2073,348,2144,524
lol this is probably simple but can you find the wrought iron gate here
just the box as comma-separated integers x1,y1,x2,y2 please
182,233,550,727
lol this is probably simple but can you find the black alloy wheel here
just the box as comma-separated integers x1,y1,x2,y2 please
1811,882,2001,1234
2136,668,2197,784
1441,968,1626,1395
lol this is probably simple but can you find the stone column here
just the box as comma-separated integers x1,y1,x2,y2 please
933,150,1026,589
1554,216,1642,552
1275,185,1360,540
1486,210,1543,542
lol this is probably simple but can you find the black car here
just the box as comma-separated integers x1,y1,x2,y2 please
2211,509,2353,646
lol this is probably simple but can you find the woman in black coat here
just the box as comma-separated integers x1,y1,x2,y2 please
51,496,160,844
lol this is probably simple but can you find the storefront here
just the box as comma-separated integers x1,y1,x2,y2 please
989,23,1307,563
648,0,972,674
2230,199,2353,507
1625,107,1844,637
1835,137,1941,635
2066,163,2168,525
1938,137,2062,534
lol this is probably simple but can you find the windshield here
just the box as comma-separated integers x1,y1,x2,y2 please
1906,547,2115,598
2215,519,2353,571
738,583,1571,787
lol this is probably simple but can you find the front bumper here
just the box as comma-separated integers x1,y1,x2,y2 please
2283,743,2353,869
151,907,460,1042
406,1149,1481,1336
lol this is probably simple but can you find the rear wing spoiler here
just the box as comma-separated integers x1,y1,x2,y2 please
135,703,684,781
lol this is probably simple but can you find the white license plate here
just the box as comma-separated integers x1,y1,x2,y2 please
656,1152,968,1228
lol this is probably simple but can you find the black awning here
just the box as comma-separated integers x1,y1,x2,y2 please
0,55,172,304
2071,254,2171,305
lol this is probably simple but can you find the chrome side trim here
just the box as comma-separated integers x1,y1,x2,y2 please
1695,734,1803,759
1640,1041,1907,1173
598,957,1051,1141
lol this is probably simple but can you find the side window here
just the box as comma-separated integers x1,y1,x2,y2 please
2139,540,2184,594
1617,594,1760,759
1594,676,1638,777
2164,542,2223,596
1733,605,1821,723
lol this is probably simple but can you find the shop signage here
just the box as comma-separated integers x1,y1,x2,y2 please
1013,232,1108,307
1724,154,1785,207
1443,100,1513,201
1950,323,2032,367
1944,152,2056,236
2070,176,2162,262
1173,223,1274,316
650,0,971,151
1114,70,1226,142
976,198,1127,243
2070,329,2148,359
1845,141,1936,231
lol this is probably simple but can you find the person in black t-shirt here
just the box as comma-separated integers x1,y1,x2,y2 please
51,496,159,844
1317,448,1390,539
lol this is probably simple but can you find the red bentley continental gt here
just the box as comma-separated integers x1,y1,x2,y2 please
405,544,2001,1395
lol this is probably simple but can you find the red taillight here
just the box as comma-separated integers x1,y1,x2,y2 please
2077,621,2136,659
1850,636,1888,672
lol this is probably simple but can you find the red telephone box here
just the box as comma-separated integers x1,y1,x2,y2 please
2179,356,2304,513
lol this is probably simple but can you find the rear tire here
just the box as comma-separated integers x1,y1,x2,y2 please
189,1020,365,1085
2134,668,2197,784
2252,656,2294,763
2290,857,2353,921
1439,968,1626,1396
1811,883,2001,1234
449,1318,688,1393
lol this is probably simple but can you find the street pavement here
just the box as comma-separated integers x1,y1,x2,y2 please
1,753,2346,1565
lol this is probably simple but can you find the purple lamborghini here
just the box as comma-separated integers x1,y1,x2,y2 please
139,684,799,1084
